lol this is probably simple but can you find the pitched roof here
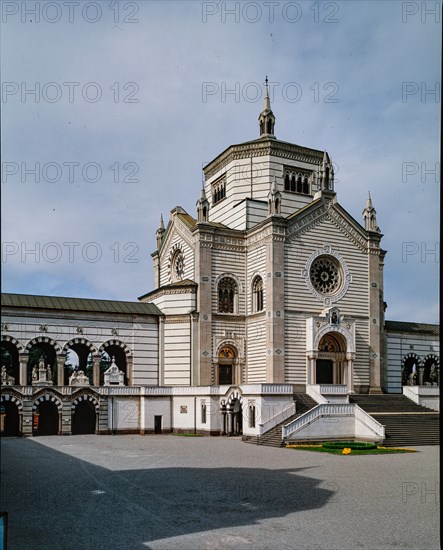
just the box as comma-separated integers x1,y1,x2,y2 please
385,320,439,336
1,293,161,316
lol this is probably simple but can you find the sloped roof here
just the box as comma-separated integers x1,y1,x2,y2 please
1,293,161,316
138,279,197,301
385,320,439,336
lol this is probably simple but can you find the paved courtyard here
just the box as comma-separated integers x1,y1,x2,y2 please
0,435,440,549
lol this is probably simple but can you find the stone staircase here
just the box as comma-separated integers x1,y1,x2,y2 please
243,393,317,447
349,394,440,447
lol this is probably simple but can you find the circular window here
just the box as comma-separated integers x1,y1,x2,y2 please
310,255,341,295
172,250,185,281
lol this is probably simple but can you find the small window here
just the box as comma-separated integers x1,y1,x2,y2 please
252,276,264,312
218,277,238,313
201,404,207,424
212,176,226,205
284,173,290,191
249,405,256,428
296,175,302,193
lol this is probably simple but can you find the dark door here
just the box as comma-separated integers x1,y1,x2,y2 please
316,360,334,384
154,415,162,434
219,364,233,385
72,401,96,435
2,402,20,436
37,401,59,435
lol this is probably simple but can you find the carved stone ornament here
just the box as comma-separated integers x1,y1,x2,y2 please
302,245,351,305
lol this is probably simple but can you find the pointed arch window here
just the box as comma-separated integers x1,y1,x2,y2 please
252,276,264,312
284,172,290,191
282,167,312,196
218,277,238,313
296,175,302,193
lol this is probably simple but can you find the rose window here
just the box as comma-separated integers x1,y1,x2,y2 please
172,251,185,281
310,255,341,295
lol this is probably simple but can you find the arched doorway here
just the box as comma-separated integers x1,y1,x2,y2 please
231,398,243,435
218,345,236,385
35,401,59,436
316,333,347,384
1,401,21,436
72,400,96,434
222,392,244,436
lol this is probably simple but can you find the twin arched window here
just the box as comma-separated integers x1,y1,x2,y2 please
252,276,264,312
218,277,237,313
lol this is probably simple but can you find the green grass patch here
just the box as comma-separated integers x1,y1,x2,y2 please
286,442,417,454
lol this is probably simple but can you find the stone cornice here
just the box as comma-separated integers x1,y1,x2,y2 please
204,139,323,180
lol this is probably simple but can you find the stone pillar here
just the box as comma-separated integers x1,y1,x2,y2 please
367,236,384,394
93,354,101,387
56,354,65,386
417,367,424,386
194,227,214,386
346,353,355,393
226,412,233,436
265,221,286,384
61,399,71,435
19,353,28,386
126,355,133,386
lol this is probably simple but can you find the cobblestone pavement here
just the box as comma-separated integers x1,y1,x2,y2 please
0,435,440,549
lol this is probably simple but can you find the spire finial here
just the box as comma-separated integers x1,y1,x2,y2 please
259,75,275,137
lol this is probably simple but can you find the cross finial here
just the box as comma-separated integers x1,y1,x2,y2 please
265,75,268,85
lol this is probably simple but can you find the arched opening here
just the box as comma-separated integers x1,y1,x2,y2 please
252,276,264,312
423,356,439,385
100,348,128,385
316,332,347,384
27,342,57,385
303,176,309,194
1,401,21,436
284,173,290,191
35,401,59,436
72,400,97,435
64,346,93,385
231,398,243,435
1,340,20,385
290,174,296,192
296,175,302,193
218,277,238,314
402,355,420,386
218,346,236,385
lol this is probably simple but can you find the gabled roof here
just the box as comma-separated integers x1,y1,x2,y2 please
385,320,439,336
1,293,161,316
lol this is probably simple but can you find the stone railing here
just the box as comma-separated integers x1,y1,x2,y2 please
318,384,348,394
403,385,439,411
306,385,328,404
259,402,296,434
98,386,141,396
282,404,355,438
240,384,293,395
354,404,385,438
282,403,384,440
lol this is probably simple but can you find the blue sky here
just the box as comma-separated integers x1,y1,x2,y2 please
1,0,440,322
